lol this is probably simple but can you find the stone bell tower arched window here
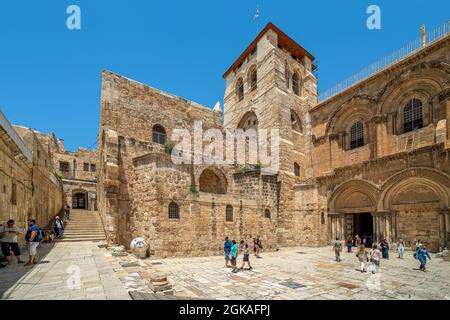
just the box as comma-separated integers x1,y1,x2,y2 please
250,68,257,92
403,98,424,133
349,121,364,150
292,73,300,96
291,110,302,133
236,78,244,101
294,162,300,177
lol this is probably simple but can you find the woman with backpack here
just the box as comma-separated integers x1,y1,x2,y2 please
356,245,368,273
25,219,42,266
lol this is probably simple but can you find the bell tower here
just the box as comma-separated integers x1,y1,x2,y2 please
222,23,319,246
223,22,317,177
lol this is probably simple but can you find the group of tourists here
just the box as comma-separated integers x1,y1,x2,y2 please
0,219,43,268
334,236,433,273
345,234,373,252
0,207,71,268
223,236,262,273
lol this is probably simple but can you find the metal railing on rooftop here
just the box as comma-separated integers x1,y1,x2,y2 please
0,108,33,161
318,21,450,103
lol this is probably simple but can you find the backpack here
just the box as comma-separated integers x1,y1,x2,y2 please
37,229,44,241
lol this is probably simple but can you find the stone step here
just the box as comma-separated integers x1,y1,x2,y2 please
65,225,103,228
64,226,104,229
62,235,106,241
58,238,105,242
64,229,104,232
64,231,104,234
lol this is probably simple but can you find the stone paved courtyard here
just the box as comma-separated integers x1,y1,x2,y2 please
1,241,449,300
112,247,450,300
0,241,129,300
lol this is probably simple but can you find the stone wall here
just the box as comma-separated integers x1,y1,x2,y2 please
97,24,450,255
1,119,64,247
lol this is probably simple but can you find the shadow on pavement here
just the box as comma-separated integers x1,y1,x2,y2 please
0,242,56,299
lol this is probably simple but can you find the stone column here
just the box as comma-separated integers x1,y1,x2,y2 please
445,211,450,249
374,213,380,243
373,212,389,243
340,214,346,240
337,214,342,240
438,208,449,249
328,215,334,243
391,211,398,243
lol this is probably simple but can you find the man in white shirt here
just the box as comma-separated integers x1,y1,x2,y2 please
0,219,25,266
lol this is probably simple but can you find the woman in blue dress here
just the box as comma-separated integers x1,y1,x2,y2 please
416,244,432,272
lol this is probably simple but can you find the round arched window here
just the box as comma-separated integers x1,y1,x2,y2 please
152,125,166,145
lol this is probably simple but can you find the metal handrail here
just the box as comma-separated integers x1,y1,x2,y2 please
318,21,450,103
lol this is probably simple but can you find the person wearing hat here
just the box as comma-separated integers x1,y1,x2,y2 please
54,216,64,238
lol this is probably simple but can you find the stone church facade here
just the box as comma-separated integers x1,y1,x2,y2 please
98,23,450,257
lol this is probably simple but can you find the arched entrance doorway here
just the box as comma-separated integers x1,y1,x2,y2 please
329,180,377,245
353,213,374,247
73,192,87,209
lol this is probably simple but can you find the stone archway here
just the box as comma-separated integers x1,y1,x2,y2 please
199,167,228,195
73,192,87,209
237,111,258,131
328,180,378,243
378,168,450,251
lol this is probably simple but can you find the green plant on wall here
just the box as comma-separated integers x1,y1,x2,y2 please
164,142,176,155
190,186,199,194
53,171,63,183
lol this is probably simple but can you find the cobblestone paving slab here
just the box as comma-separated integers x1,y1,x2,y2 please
0,242,130,300
110,247,450,300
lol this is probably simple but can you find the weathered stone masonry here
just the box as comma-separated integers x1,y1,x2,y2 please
98,23,450,256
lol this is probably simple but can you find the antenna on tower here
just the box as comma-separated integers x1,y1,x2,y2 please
253,1,261,34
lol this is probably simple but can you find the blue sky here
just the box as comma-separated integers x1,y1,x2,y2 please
0,0,448,151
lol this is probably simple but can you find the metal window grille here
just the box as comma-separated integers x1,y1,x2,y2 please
350,122,364,149
168,202,180,219
403,99,423,133
264,209,271,219
83,163,89,171
226,205,233,222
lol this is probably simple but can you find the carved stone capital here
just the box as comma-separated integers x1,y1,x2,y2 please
371,114,388,124
328,133,340,141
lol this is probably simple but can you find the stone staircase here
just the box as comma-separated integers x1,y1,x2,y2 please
59,209,106,242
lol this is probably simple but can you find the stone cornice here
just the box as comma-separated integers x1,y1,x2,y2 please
315,144,444,183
